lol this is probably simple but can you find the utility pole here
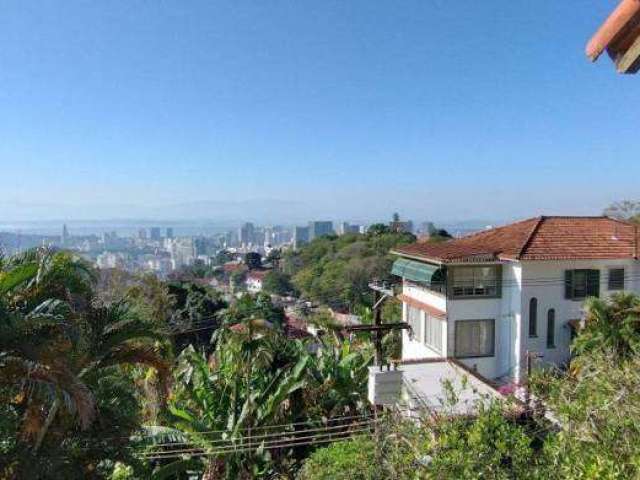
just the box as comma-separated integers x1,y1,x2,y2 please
373,289,383,366
525,351,542,413
369,281,394,367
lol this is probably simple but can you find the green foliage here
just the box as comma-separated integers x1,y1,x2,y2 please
245,252,262,270
230,269,247,288
532,353,640,479
288,231,414,310
423,402,534,479
262,270,295,296
219,293,285,329
572,293,640,359
0,248,171,479
297,436,377,480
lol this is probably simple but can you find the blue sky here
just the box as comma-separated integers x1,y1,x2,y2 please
0,0,638,223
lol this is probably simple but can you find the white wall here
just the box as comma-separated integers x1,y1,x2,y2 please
403,282,447,312
520,259,640,369
401,299,447,361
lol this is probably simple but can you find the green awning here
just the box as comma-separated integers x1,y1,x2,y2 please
391,258,440,283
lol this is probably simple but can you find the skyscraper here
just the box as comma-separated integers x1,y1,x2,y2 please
150,227,162,241
239,222,255,246
308,221,334,241
166,227,174,239
293,226,310,249
61,224,70,246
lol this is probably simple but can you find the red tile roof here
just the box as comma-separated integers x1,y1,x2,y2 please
392,216,639,263
586,0,640,73
246,270,269,281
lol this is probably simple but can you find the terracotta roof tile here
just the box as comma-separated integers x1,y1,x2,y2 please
393,216,639,263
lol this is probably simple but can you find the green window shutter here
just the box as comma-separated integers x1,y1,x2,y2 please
496,265,502,298
564,270,573,299
587,270,600,297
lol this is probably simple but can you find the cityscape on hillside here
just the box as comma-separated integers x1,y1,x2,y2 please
0,215,471,277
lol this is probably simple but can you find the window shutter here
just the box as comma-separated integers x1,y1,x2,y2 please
587,270,600,297
564,270,573,299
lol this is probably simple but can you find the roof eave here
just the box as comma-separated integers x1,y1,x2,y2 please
586,0,640,61
390,249,444,265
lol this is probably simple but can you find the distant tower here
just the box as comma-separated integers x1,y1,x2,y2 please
166,227,174,239
150,227,162,241
239,222,255,246
62,224,70,246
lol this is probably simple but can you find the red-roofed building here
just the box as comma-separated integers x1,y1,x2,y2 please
390,216,640,384
245,270,269,293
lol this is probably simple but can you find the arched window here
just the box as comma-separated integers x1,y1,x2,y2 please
547,309,556,348
529,298,538,337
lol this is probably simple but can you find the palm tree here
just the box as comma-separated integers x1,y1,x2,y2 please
0,248,172,477
573,292,640,359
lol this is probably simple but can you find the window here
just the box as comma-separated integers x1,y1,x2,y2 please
546,309,556,348
529,298,538,337
608,268,625,291
565,269,600,299
454,319,495,358
424,313,443,353
451,266,500,298
406,304,422,341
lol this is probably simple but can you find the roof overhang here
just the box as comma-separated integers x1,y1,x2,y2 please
586,0,640,73
391,258,441,283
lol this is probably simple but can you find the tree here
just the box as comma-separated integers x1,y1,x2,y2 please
262,271,294,296
603,200,640,223
0,248,171,478
244,252,262,270
572,292,640,360
366,223,391,236
290,231,414,311
427,228,453,243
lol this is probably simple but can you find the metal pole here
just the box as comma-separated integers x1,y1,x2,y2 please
373,289,383,367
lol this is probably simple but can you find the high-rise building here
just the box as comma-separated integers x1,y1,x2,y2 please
61,224,70,246
166,227,174,239
239,222,255,246
338,222,361,235
293,226,309,249
308,221,334,240
138,228,148,240
150,227,162,241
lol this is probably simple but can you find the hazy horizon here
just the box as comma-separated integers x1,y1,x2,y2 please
1,1,637,225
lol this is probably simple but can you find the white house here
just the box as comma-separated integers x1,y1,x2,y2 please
246,270,268,294
389,216,640,385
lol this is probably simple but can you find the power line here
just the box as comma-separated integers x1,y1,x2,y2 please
139,427,377,459
138,419,379,456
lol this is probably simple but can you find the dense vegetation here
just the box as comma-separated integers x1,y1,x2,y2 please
281,228,415,311
0,248,373,479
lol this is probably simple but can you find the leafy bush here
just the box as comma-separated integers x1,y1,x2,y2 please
297,436,378,480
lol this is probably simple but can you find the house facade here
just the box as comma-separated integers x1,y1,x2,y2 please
246,270,268,293
391,216,640,383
